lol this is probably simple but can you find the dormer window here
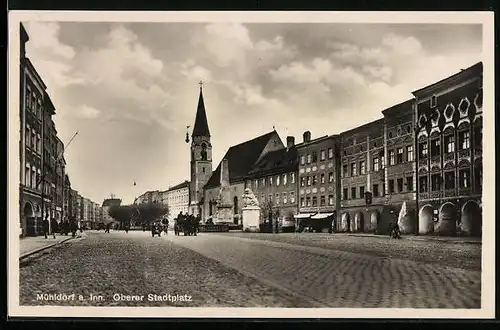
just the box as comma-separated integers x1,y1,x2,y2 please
430,95,437,108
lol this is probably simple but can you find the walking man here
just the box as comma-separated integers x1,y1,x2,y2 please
50,218,58,239
42,217,50,239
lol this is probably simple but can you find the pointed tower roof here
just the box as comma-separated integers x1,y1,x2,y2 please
192,82,211,138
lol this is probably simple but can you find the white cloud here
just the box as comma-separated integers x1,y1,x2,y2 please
77,104,101,119
25,22,76,60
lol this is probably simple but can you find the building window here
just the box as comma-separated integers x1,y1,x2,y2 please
269,176,273,186
320,150,326,161
31,130,36,150
320,173,325,184
388,179,395,193
406,145,414,162
283,192,288,204
343,164,348,177
25,86,31,109
328,148,334,159
474,165,482,190
306,176,311,186
275,193,280,205
319,195,325,206
359,186,365,197
351,163,357,176
419,176,428,193
300,197,305,207
312,196,318,207
419,142,428,158
359,160,365,175
312,175,318,185
444,171,455,190
290,192,295,203
268,194,273,201
430,139,441,157
282,174,287,186
343,188,348,200
474,126,482,149
381,155,385,169
306,197,311,207
373,157,379,172
36,169,41,190
459,131,470,150
406,176,414,191
445,135,455,153
351,187,356,199
276,175,280,186
261,178,266,187
328,172,334,183
25,125,31,147
254,179,258,189
373,184,379,197
307,154,312,164
25,163,31,187
396,148,403,164
290,172,296,184
397,178,403,192
328,195,334,205
300,155,305,165
431,174,442,191
312,152,318,163
389,150,395,165
459,168,471,188
430,95,437,108
300,177,306,187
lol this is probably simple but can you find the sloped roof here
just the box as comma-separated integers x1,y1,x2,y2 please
102,198,121,207
247,146,298,178
205,131,277,188
192,87,211,137
168,180,190,191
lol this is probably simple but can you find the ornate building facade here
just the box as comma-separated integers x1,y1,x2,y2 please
413,62,482,237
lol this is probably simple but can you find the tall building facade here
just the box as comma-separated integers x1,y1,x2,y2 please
19,23,46,236
189,84,212,216
102,198,122,226
296,132,341,231
413,62,483,237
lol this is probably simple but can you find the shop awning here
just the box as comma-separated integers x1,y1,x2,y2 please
311,213,334,219
294,213,315,219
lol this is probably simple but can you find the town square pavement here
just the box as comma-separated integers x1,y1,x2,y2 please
19,230,481,308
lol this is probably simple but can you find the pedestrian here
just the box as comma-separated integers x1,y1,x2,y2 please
105,223,111,233
50,218,58,239
42,217,50,239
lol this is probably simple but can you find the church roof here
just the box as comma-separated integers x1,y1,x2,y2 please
102,198,121,207
247,146,298,178
192,87,211,137
204,131,277,189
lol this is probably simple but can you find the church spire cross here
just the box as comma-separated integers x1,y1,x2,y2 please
199,80,204,90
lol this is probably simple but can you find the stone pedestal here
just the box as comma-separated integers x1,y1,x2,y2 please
242,206,260,232
213,204,233,224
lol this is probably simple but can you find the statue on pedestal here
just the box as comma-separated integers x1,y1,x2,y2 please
242,188,259,208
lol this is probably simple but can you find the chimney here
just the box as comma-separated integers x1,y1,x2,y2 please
303,131,311,143
286,136,295,151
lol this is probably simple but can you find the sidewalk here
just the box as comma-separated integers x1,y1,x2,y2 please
344,233,481,245
19,234,77,259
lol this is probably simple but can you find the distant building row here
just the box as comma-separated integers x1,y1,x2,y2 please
19,23,102,236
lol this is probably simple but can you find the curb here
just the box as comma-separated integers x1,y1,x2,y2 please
346,234,481,245
19,236,76,260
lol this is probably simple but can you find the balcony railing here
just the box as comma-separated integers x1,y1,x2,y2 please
418,158,427,167
444,153,455,162
444,189,456,198
458,187,472,196
429,191,442,199
458,149,471,159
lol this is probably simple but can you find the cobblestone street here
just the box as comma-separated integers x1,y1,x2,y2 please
19,230,481,308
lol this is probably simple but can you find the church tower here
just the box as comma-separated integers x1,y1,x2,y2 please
189,82,212,216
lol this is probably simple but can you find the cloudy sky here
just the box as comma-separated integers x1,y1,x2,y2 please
22,21,482,205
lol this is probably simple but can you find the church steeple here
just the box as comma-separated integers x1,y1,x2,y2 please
192,81,211,138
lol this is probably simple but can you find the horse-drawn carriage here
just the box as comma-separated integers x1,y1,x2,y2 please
151,222,163,237
174,214,199,236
